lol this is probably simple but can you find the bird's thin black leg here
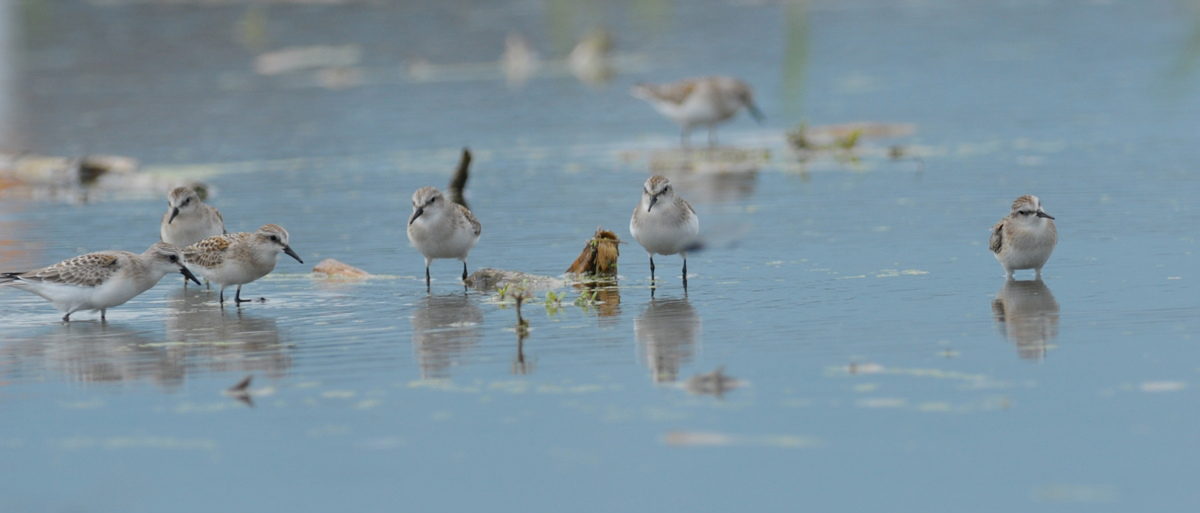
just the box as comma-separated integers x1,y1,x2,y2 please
682,258,688,290
235,285,251,304
462,262,468,281
649,256,656,282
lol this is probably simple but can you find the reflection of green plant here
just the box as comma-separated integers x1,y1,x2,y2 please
544,291,564,314
573,289,601,310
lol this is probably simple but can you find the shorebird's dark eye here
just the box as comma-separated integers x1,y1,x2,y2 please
169,255,178,262
270,235,279,242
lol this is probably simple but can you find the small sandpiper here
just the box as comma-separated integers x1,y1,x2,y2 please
161,186,226,248
161,186,226,286
631,76,763,147
407,186,482,290
990,195,1057,278
630,175,699,288
183,224,303,305
0,242,200,321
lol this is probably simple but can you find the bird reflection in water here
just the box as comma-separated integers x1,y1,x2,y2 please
3,322,186,388
410,294,483,379
164,289,291,380
635,297,701,382
991,278,1060,360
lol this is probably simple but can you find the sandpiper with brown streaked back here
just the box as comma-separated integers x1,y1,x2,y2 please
630,175,699,288
183,224,303,305
0,242,199,322
631,76,763,147
990,195,1057,278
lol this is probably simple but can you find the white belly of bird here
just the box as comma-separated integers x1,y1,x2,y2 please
998,246,1053,271
197,258,276,287
411,224,477,261
16,276,150,314
631,212,699,256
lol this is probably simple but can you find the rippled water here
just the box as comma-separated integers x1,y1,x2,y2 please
3,1,1200,511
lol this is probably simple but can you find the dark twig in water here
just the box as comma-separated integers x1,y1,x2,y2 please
512,288,531,335
225,375,254,407
448,147,471,209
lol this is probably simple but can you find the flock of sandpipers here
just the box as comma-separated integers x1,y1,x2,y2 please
0,76,1057,322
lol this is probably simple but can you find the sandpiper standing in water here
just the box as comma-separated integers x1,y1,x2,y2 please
990,195,1057,278
631,76,763,147
1,242,199,321
183,224,303,305
407,186,482,291
630,175,699,288
161,186,226,286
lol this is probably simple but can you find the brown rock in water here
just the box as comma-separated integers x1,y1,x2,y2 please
464,268,565,292
566,227,621,277
312,258,370,278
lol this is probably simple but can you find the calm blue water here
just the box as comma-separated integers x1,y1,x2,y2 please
2,1,1200,511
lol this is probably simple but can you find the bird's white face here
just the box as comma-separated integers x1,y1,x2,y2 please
642,176,674,212
1010,196,1054,226
255,225,304,263
147,242,200,284
149,243,185,270
167,187,200,223
409,187,447,225
170,189,199,212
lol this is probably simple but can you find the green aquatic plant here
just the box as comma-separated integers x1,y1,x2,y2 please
573,289,601,309
544,291,564,314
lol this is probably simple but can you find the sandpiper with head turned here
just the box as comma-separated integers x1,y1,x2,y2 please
630,175,699,288
407,186,482,290
0,242,199,322
631,76,763,147
183,224,303,305
990,195,1057,278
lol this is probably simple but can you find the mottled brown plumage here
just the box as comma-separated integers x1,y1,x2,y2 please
7,252,121,287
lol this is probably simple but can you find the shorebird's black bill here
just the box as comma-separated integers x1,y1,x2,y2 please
647,195,658,212
168,207,180,224
180,266,202,285
409,207,424,225
747,101,765,123
1037,212,1055,220
284,246,304,264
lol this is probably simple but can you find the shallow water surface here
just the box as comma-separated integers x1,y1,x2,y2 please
3,1,1200,512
